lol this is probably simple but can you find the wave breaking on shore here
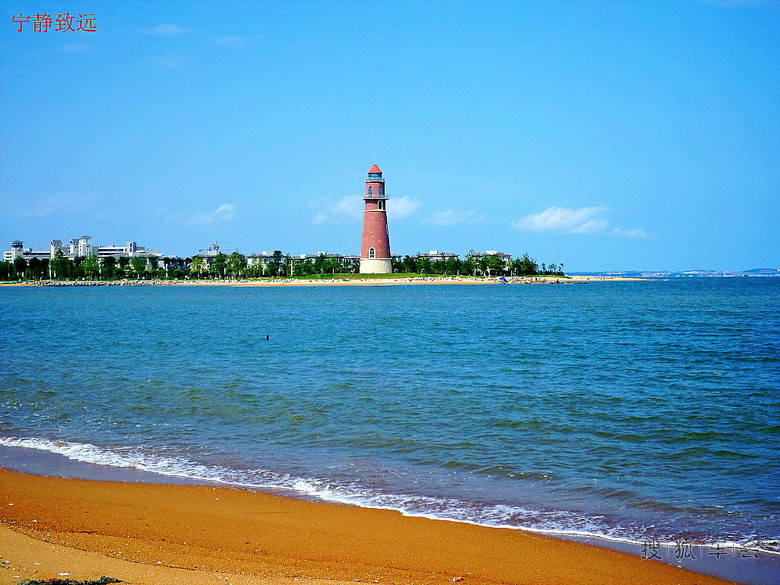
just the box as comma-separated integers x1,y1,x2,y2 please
2,436,776,557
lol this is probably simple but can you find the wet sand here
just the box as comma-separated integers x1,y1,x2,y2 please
0,469,733,585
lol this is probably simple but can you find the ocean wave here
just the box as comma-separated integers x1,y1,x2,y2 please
1,435,778,556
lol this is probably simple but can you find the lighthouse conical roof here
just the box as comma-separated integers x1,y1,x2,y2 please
368,164,382,174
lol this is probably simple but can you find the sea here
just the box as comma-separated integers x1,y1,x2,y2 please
0,279,778,584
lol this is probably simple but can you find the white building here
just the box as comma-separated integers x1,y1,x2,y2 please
4,237,163,263
414,250,460,262
98,242,136,257
68,236,96,258
3,240,51,262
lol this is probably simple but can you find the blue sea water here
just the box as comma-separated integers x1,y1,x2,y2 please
0,280,778,579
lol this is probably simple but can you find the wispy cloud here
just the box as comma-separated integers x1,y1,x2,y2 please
512,206,610,233
311,195,362,225
424,208,483,226
512,205,650,238
612,226,650,238
387,196,420,220
187,203,235,225
311,195,421,224
571,218,610,234
145,24,190,35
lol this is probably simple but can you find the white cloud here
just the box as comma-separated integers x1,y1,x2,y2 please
424,209,483,226
571,218,610,234
188,203,235,225
145,24,190,35
512,206,610,233
512,205,652,238
311,195,420,224
387,196,420,220
612,226,650,238
311,195,363,225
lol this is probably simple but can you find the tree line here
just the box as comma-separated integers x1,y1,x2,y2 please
0,249,564,281
392,251,563,277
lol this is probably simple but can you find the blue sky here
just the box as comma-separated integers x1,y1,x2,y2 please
1,1,778,271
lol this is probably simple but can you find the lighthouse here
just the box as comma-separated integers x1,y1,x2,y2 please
359,164,392,274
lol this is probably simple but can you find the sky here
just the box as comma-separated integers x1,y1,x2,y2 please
1,1,778,271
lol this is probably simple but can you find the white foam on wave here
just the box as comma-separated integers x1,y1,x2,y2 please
2,436,777,555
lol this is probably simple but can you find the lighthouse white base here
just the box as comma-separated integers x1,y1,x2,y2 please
359,258,392,274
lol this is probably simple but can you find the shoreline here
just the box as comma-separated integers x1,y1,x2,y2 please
0,274,645,288
0,468,739,585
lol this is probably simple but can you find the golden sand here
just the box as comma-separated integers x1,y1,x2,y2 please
0,470,732,585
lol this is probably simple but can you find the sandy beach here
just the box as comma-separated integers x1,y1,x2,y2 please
0,469,733,585
0,274,643,288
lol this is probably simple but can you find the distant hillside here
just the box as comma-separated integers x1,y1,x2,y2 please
570,269,780,278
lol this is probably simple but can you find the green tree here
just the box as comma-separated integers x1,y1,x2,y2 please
72,256,86,279
130,256,146,279
324,257,341,274
298,258,317,276
211,253,228,278
163,257,178,279
190,256,205,278
0,261,13,281
445,256,461,275
51,249,71,280
461,256,474,276
465,250,479,276
102,256,117,279
488,254,505,277
271,250,286,277
478,256,489,277
82,255,100,279
228,251,247,278
13,257,27,279
28,257,46,280
515,252,538,276
314,253,327,274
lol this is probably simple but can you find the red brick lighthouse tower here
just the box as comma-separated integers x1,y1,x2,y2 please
359,164,392,274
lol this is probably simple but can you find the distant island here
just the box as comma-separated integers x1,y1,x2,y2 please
572,269,780,278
